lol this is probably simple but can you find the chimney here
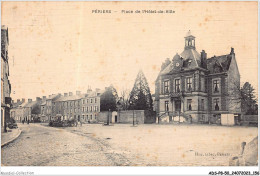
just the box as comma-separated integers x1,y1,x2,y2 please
36,97,41,102
22,98,25,103
69,92,73,96
64,93,68,97
12,100,14,104
87,86,92,93
17,99,21,103
42,96,46,101
230,47,235,55
76,91,81,95
201,50,207,69
28,99,32,103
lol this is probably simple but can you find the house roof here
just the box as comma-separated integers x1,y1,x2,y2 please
206,54,232,74
180,48,201,69
46,94,60,100
54,90,104,102
24,101,38,108
41,100,46,106
12,101,23,108
54,94,85,102
157,52,233,79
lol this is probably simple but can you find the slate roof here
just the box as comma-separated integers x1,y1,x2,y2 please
180,48,201,68
47,94,60,100
41,100,46,106
160,63,174,75
206,54,232,74
24,101,38,108
54,90,105,102
12,102,23,108
157,52,233,78
54,94,85,102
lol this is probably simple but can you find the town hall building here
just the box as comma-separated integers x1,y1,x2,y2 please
154,31,241,124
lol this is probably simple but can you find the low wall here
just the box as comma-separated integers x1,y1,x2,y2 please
118,110,144,124
241,115,258,126
118,110,156,124
98,111,112,123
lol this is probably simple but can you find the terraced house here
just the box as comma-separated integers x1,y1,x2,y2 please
155,31,241,124
51,88,102,123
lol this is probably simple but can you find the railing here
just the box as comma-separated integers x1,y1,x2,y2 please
157,112,169,124
169,91,184,98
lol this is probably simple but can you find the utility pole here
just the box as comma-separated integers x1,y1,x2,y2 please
107,109,110,125
133,109,135,126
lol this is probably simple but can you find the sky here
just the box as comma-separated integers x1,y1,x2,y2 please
1,1,258,101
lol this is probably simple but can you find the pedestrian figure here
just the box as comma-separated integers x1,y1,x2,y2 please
79,120,82,126
27,119,29,124
22,119,24,124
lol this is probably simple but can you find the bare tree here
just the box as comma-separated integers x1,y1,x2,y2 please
119,88,130,110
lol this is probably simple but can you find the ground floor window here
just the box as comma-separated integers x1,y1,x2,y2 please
201,99,204,111
187,99,192,111
213,98,220,111
165,101,169,112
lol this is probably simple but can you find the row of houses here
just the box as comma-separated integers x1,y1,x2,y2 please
11,88,103,123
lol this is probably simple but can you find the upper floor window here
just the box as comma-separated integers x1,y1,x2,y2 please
213,98,220,111
165,101,169,112
213,79,220,93
187,99,192,111
83,100,85,104
95,98,97,103
164,80,169,94
91,99,93,103
201,77,205,92
186,77,192,92
175,79,181,93
86,99,89,103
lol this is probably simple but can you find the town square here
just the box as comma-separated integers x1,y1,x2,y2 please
1,1,258,172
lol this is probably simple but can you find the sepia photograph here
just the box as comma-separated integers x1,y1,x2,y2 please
1,1,259,175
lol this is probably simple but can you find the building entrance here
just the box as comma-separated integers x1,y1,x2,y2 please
175,100,181,112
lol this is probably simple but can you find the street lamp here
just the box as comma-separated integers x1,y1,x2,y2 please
129,100,134,126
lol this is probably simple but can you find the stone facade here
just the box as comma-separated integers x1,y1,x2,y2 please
155,31,241,124
1,25,12,132
50,88,102,123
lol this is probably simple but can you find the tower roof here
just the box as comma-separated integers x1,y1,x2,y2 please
185,30,195,38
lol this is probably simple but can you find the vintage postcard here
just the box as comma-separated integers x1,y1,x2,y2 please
1,1,258,175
